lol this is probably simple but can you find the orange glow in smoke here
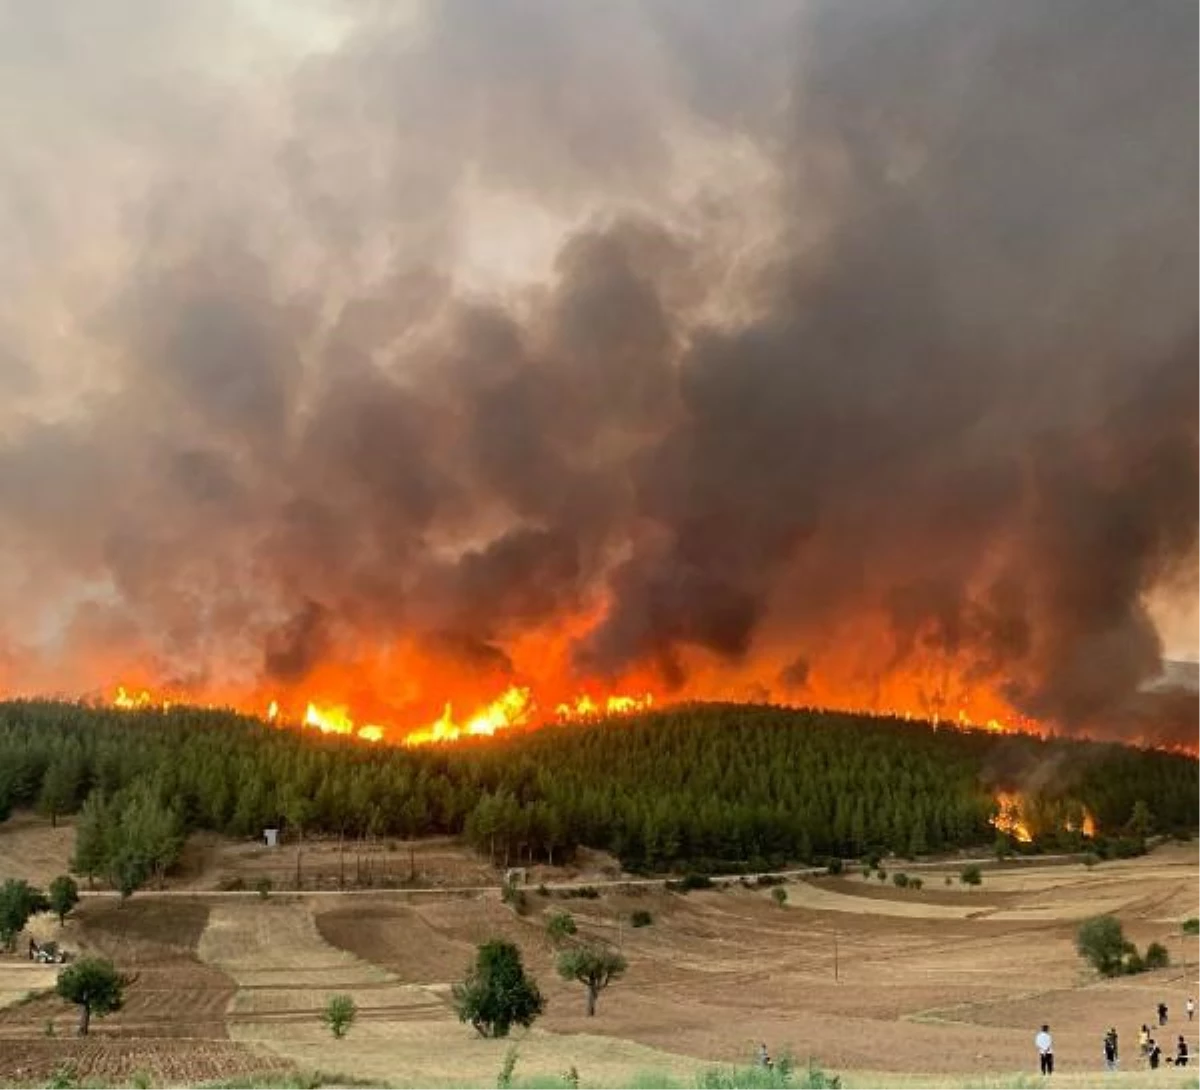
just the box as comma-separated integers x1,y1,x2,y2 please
85,608,1071,750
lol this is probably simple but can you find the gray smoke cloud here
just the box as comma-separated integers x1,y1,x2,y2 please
0,0,1194,742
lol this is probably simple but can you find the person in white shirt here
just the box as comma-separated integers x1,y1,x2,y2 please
1187,997,1195,1022
1035,1024,1054,1076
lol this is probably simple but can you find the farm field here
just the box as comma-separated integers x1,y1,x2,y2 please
0,817,1196,1088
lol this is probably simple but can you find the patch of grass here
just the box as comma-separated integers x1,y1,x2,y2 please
1183,916,1199,935
628,1073,684,1089
199,1072,382,1089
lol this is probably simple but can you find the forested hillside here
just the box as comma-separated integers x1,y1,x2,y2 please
0,701,1194,879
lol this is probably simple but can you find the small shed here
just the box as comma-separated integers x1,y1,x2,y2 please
263,827,280,848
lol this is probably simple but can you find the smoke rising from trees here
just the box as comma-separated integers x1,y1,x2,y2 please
0,1,1194,742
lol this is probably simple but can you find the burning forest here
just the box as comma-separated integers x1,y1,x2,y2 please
0,1,1195,750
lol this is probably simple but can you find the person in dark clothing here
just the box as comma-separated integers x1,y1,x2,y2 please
1158,1002,1169,1026
1103,1032,1117,1071
1176,1036,1189,1067
1148,1040,1162,1070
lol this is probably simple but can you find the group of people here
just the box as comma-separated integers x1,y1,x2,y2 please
1035,996,1195,1076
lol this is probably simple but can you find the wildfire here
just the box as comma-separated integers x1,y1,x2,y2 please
104,681,656,747
113,685,170,711
992,791,1033,843
402,686,534,746
555,693,654,720
303,701,386,744
991,790,1097,843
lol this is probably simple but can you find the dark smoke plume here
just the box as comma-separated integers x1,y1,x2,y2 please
0,0,1194,742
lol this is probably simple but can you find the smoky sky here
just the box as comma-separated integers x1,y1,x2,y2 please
0,0,1195,742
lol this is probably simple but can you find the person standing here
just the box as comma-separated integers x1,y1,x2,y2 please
1148,1039,1162,1070
1187,997,1195,1022
1176,1036,1189,1067
1158,1001,1169,1026
1103,1031,1117,1071
1035,1024,1054,1076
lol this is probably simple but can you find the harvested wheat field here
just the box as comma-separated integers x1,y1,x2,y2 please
0,900,290,1087
0,821,1196,1088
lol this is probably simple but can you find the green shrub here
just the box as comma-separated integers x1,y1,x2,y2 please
631,910,653,928
545,911,577,944
771,887,787,906
1076,915,1131,977
875,869,887,882
825,858,844,876
909,877,923,891
1183,917,1199,935
892,872,909,889
959,864,982,887
1083,852,1100,868
256,876,273,900
1143,942,1170,969
321,994,357,1039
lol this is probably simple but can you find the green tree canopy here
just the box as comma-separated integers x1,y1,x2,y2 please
0,879,48,951
1075,915,1133,977
556,943,628,1016
47,875,79,926
55,957,128,1035
452,939,544,1038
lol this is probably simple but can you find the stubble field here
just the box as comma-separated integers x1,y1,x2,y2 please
0,818,1196,1088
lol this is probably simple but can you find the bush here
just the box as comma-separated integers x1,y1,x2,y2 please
1076,916,1131,977
1183,917,1199,935
562,886,600,900
1143,942,1170,969
860,865,871,879
321,994,357,1038
892,873,909,889
631,910,653,928
771,887,788,906
1122,948,1144,975
546,911,577,944
681,874,714,891
909,877,923,891
959,865,982,887
755,874,785,887
875,870,887,883
825,858,844,876
256,877,273,900
1083,852,1100,869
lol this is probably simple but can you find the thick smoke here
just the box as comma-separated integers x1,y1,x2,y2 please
0,1,1194,742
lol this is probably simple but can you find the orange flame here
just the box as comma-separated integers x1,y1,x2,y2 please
992,791,1033,843
107,681,658,748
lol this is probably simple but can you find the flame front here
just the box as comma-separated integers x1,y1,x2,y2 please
106,681,658,748
991,791,1033,843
